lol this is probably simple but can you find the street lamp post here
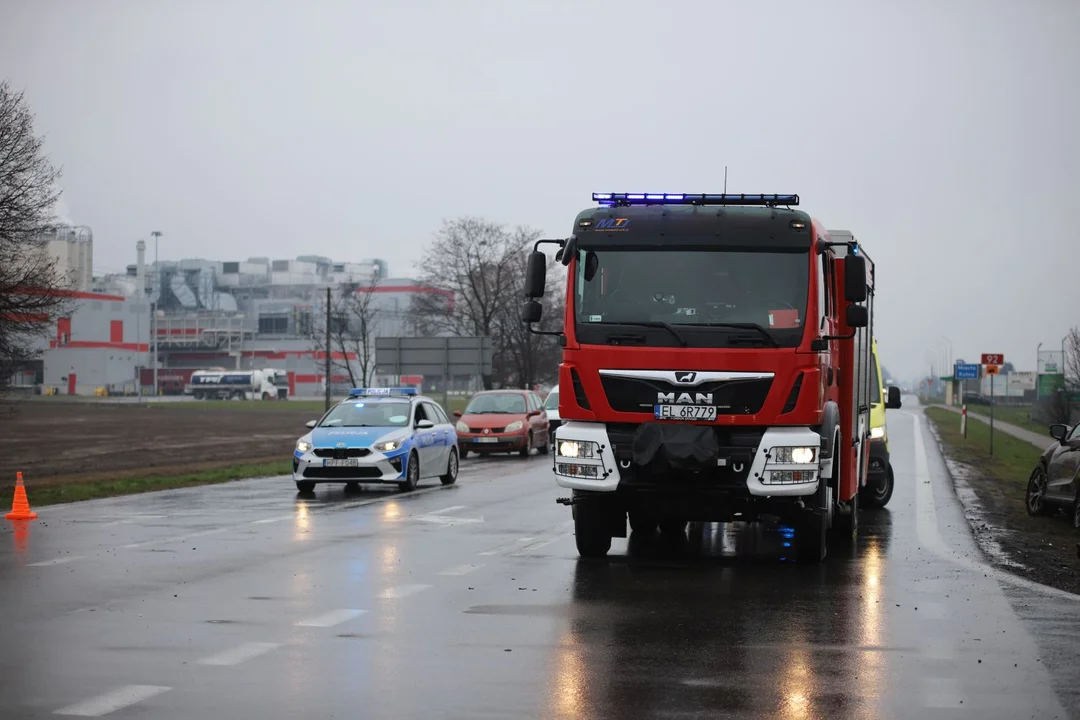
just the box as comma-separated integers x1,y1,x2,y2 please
1037,342,1043,402
150,231,163,396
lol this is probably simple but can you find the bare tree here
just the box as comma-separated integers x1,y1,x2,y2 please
1065,326,1080,393
0,81,73,394
494,247,564,388
408,217,529,389
311,278,382,388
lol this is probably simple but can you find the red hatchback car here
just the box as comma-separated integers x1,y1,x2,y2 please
454,389,550,458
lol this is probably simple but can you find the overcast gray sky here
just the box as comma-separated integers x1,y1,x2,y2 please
2,0,1077,380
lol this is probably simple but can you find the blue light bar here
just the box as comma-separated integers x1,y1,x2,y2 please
593,193,799,207
348,387,418,397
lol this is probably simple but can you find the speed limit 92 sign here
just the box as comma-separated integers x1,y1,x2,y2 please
981,353,1004,366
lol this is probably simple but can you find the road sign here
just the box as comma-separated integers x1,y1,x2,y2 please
981,353,1004,366
954,363,980,380
375,336,494,377
985,364,1000,375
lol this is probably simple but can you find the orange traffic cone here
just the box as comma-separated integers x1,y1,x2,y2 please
5,472,37,520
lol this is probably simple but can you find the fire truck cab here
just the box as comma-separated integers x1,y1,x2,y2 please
521,193,897,563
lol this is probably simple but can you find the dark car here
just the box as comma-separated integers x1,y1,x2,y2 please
1024,421,1080,527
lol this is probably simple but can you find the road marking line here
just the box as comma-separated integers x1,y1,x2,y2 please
437,563,485,576
425,505,466,516
122,527,227,549
508,534,569,556
921,677,967,708
251,515,292,525
54,685,171,716
378,584,432,599
414,513,484,526
479,536,536,556
295,608,367,628
909,410,1080,602
197,642,281,667
28,556,85,567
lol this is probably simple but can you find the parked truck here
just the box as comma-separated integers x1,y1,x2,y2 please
186,369,289,400
520,192,901,562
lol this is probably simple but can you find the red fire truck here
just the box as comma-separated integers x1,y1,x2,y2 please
521,193,900,562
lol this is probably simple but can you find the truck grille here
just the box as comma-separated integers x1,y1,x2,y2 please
599,376,772,415
312,448,372,459
605,423,764,488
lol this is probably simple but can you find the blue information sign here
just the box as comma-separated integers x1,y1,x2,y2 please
954,363,979,380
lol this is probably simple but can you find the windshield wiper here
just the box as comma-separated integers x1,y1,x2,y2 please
603,321,688,347
692,323,779,347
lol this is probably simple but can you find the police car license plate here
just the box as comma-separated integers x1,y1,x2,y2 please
323,458,360,467
654,404,717,421
474,437,499,443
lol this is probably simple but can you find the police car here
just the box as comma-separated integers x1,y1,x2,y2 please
292,388,459,493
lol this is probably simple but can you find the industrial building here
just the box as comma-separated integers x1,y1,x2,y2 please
26,229,450,397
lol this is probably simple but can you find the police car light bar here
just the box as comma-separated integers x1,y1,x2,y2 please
593,193,799,207
348,387,418,397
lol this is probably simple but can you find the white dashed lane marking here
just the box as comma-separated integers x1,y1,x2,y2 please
54,685,171,717
295,608,367,628
197,642,281,667
27,556,85,567
378,584,432,599
436,563,485,576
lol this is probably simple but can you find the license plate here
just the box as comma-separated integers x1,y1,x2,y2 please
322,458,360,467
654,404,717,421
474,437,499,443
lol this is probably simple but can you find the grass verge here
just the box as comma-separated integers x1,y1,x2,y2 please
925,407,1080,595
963,404,1048,436
2,459,292,508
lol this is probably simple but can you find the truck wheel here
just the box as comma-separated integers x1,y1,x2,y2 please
573,501,612,558
861,464,894,509
796,481,829,563
831,491,859,542
295,481,315,493
628,512,657,535
658,520,688,536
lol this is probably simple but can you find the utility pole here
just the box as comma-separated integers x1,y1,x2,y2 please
150,230,163,396
723,166,728,193
324,286,332,411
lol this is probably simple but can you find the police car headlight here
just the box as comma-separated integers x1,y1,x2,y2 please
772,446,816,464
374,439,401,452
870,426,886,440
505,420,524,432
296,440,312,453
456,421,470,433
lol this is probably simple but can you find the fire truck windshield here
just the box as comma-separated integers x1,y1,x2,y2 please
573,247,809,348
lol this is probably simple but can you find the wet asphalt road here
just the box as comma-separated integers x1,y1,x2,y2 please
2,406,1080,719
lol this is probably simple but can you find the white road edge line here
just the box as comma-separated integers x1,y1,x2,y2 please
424,505,466,516
197,642,281,667
910,410,1080,602
122,527,227,550
295,608,367,628
378,584,432,599
436,563,485,576
54,685,171,717
479,536,536,556
28,556,85,567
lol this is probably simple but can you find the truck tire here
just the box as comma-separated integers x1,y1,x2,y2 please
658,520,688,536
573,500,612,558
628,512,658,535
861,464,894,509
831,491,859,543
796,480,829,563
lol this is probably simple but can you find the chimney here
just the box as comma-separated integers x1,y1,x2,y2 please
136,240,146,298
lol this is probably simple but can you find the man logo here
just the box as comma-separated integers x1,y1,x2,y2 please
674,371,697,384
336,442,346,448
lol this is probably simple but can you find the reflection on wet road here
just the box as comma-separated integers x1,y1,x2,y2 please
1,408,1078,719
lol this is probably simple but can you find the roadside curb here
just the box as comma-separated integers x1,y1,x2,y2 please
922,406,1080,600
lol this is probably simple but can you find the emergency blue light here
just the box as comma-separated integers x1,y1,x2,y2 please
348,387,418,397
593,193,799,207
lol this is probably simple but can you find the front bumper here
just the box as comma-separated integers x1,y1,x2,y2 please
551,421,821,497
458,432,528,452
867,437,890,482
292,447,408,483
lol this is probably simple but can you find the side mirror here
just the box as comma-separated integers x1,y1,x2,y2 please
886,386,902,409
521,300,542,324
524,251,547,298
305,420,318,429
416,419,435,429
845,305,868,328
1050,423,1069,442
453,410,463,418
844,255,867,303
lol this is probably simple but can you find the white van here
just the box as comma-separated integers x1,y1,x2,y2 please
543,385,560,451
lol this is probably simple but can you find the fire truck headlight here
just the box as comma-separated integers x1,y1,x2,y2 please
296,440,312,453
558,440,597,459
772,446,816,464
869,426,886,440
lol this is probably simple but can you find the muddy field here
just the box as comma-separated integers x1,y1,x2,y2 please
0,400,317,488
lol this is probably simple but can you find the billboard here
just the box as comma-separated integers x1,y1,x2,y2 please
1038,350,1065,375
